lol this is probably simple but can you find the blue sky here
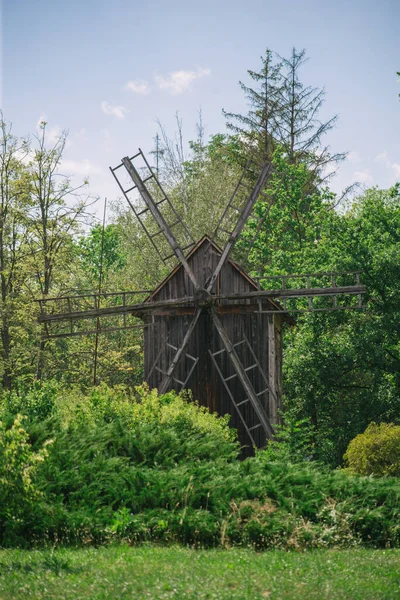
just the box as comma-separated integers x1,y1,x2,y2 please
2,0,400,215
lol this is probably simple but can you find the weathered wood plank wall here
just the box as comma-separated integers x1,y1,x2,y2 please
143,238,284,450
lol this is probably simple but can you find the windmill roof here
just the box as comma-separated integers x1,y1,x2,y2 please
147,235,290,318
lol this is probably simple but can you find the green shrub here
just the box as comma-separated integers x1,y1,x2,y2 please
0,380,58,423
344,422,400,476
259,410,315,462
0,415,51,545
2,383,400,550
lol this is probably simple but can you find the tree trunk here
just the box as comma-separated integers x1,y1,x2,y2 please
1,312,12,390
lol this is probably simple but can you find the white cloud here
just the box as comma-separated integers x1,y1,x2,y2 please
101,129,111,141
155,67,210,95
71,128,87,141
47,125,64,145
347,151,360,162
61,159,103,177
101,101,129,119
374,151,389,163
374,151,400,181
15,148,33,166
354,169,373,184
391,163,400,179
125,80,151,95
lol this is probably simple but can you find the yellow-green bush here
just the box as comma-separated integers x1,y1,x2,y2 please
344,422,400,476
0,415,51,544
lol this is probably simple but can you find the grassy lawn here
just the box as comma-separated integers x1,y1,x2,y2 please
0,545,399,599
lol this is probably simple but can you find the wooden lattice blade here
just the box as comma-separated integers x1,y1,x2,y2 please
158,307,203,394
111,149,198,287
210,309,274,440
206,162,273,293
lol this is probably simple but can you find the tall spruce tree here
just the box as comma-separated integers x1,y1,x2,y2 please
278,48,344,175
223,49,284,163
224,48,344,178
225,49,347,276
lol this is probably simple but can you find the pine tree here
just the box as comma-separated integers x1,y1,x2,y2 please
278,48,344,176
223,49,284,163
224,48,344,179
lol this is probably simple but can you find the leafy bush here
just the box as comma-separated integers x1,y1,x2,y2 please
0,415,51,545
344,422,400,477
260,410,315,462
0,380,58,423
1,382,400,550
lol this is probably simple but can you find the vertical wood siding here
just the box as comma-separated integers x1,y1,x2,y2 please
144,238,284,450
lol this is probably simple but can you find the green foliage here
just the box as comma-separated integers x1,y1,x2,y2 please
78,223,126,283
344,422,400,477
224,47,343,170
174,133,245,240
22,384,240,546
223,48,284,162
1,380,58,423
0,415,50,545
241,148,335,276
1,63,400,552
282,186,400,465
0,116,90,389
1,383,400,550
261,410,315,462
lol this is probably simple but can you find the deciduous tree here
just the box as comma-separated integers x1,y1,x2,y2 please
0,115,31,389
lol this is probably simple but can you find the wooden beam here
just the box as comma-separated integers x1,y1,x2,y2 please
267,316,278,426
218,285,366,301
38,296,195,323
35,290,151,304
38,284,365,324
41,322,150,340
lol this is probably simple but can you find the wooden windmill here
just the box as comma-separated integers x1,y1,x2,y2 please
37,149,366,449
